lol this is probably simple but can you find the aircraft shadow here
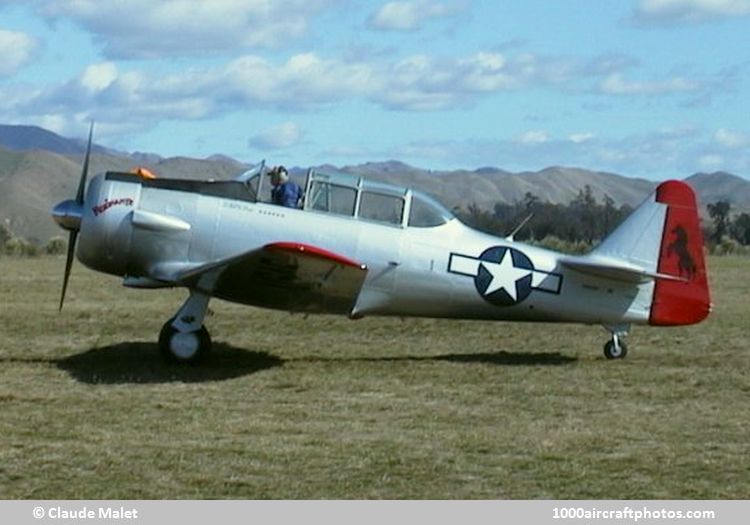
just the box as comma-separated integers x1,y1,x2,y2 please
433,350,577,366
6,347,574,386
55,342,283,385
294,350,577,367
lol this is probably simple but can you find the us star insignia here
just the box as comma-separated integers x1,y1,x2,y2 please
448,246,562,306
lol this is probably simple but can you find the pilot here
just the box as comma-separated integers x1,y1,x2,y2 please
269,165,303,208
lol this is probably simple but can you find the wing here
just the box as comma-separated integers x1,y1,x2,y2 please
152,242,368,315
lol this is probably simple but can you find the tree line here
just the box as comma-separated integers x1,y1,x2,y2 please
454,185,634,253
455,186,750,255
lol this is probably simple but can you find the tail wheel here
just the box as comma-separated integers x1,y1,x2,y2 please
603,339,628,360
159,321,212,364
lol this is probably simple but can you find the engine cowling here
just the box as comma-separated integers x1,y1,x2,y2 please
76,173,140,278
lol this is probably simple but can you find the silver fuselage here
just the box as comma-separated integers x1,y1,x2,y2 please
77,172,654,326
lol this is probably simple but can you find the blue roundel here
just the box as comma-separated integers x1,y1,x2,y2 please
474,246,535,306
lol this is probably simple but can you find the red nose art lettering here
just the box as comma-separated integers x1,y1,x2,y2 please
92,198,134,217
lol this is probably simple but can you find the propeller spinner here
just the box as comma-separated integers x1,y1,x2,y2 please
51,122,94,310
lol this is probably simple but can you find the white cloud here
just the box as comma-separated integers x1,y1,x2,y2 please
516,130,550,145
248,122,303,150
600,73,700,95
714,128,750,148
458,52,518,91
221,53,378,108
92,50,586,114
0,41,732,138
0,53,382,135
374,52,587,110
633,0,750,25
569,132,595,144
699,153,724,168
364,126,750,177
369,1,463,31
0,29,38,75
38,0,337,58
80,62,118,92
37,114,70,135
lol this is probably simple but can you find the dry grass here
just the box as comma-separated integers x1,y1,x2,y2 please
0,256,748,499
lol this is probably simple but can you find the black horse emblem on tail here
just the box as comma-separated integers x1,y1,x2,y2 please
666,225,696,280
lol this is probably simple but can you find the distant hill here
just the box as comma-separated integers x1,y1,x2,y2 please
0,146,246,242
686,172,750,208
0,124,116,156
329,163,656,212
1,124,748,244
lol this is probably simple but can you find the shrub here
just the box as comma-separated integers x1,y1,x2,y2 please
533,235,592,254
712,238,748,256
3,236,40,257
45,236,67,255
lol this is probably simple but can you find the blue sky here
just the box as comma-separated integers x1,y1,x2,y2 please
0,0,748,179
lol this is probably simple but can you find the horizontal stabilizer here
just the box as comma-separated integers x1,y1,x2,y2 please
560,255,686,283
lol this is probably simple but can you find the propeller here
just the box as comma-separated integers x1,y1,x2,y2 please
52,122,94,310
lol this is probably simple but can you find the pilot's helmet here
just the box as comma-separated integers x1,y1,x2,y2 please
269,165,289,185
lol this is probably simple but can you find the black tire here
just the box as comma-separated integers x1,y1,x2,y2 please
159,321,212,364
603,339,628,359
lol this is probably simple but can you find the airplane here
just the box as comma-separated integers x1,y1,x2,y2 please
51,126,711,363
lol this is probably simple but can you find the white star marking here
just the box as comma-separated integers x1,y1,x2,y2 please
480,250,532,301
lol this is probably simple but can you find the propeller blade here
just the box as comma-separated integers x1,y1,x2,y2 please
59,230,78,311
58,122,94,311
76,121,94,205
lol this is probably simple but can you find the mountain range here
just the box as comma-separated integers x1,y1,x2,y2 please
1,124,748,243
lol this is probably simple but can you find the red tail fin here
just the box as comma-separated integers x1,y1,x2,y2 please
649,180,711,326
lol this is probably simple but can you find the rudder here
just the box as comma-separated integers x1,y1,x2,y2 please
649,180,711,326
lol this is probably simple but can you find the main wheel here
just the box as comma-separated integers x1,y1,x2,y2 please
603,339,628,359
159,321,212,364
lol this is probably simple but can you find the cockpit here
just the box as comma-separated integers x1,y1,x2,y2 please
238,162,454,228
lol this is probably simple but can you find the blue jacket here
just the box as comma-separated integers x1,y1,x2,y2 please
271,181,303,208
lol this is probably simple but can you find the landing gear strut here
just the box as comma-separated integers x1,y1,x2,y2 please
603,324,630,360
159,291,212,363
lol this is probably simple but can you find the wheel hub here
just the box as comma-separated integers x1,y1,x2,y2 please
170,331,200,359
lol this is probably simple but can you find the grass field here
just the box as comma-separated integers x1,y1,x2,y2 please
1,256,748,499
